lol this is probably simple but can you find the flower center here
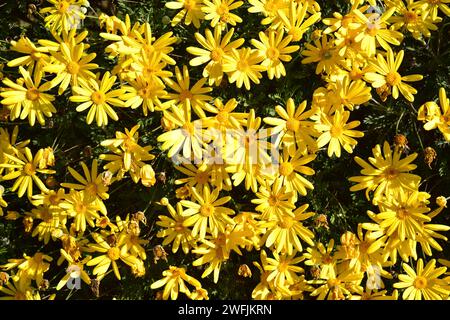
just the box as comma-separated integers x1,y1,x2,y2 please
330,125,343,137
85,182,98,196
66,61,80,74
107,247,120,261
174,221,185,232
184,0,196,10
286,118,300,131
210,48,223,62
321,50,333,60
31,51,43,61
267,47,279,60
195,171,209,184
179,89,193,101
237,59,249,72
384,168,399,180
279,216,294,229
23,162,36,176
91,91,106,105
200,204,215,217
182,122,195,136
75,202,87,214
349,69,363,80
216,111,229,123
413,276,428,289
58,1,70,13
327,278,341,288
396,207,410,220
279,162,294,176
217,4,229,15
386,72,402,86
268,194,279,206
404,11,418,23
289,27,303,42
26,88,40,101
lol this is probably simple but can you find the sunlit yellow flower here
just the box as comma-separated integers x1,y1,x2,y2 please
150,266,202,300
202,0,243,31
223,48,266,90
166,0,205,28
40,0,88,34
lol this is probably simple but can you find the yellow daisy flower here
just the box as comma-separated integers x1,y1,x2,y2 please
150,266,202,300
222,48,266,90
165,0,205,28
202,0,243,31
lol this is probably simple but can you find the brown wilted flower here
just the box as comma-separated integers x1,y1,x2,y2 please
0,272,9,286
314,214,329,230
424,147,437,169
101,170,113,187
175,186,191,200
153,245,168,264
45,176,58,188
376,84,391,102
238,264,252,278
158,172,167,184
90,279,100,298
127,220,141,237
38,147,55,169
132,211,147,225
23,216,33,233
393,134,409,153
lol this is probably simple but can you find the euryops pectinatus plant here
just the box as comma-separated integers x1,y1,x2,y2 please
0,0,449,300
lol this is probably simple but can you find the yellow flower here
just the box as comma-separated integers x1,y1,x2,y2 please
0,147,55,199
349,141,421,203
86,232,140,280
278,1,321,42
1,67,56,126
315,106,364,158
165,0,205,28
264,98,318,156
202,0,243,31
164,65,213,118
328,75,372,110
56,249,91,290
7,37,50,77
69,71,127,126
223,48,266,90
418,87,450,141
261,203,315,254
252,178,296,220
150,266,202,300
180,184,235,239
187,27,244,86
364,48,423,102
40,0,88,34
309,267,364,300
248,0,288,25
263,250,305,290
156,200,197,254
60,190,104,233
61,159,109,206
394,259,449,300
251,29,299,79
45,42,98,95
0,185,6,216
301,35,344,75
121,76,167,115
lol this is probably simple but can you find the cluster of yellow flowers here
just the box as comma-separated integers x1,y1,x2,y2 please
0,0,449,300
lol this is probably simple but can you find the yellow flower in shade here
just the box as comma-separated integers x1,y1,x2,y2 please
315,106,364,158
45,42,98,95
69,71,127,127
0,185,6,216
202,0,243,31
192,227,250,283
0,126,30,176
157,105,206,160
156,201,197,254
188,287,209,300
164,65,213,118
309,267,364,300
261,204,315,255
0,147,55,199
251,29,299,79
7,37,50,77
40,0,88,34
56,249,91,290
61,159,110,207
165,0,205,28
349,141,421,203
222,48,266,90
150,266,202,300
364,48,423,102
252,178,296,220
263,250,305,290
418,87,450,141
278,1,321,42
1,252,52,287
60,190,104,233
187,27,244,86
86,232,140,280
121,76,167,115
1,67,56,126
394,259,449,300
180,185,235,239
264,98,318,156
100,124,155,183
301,35,344,75
0,277,41,300
351,7,404,57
